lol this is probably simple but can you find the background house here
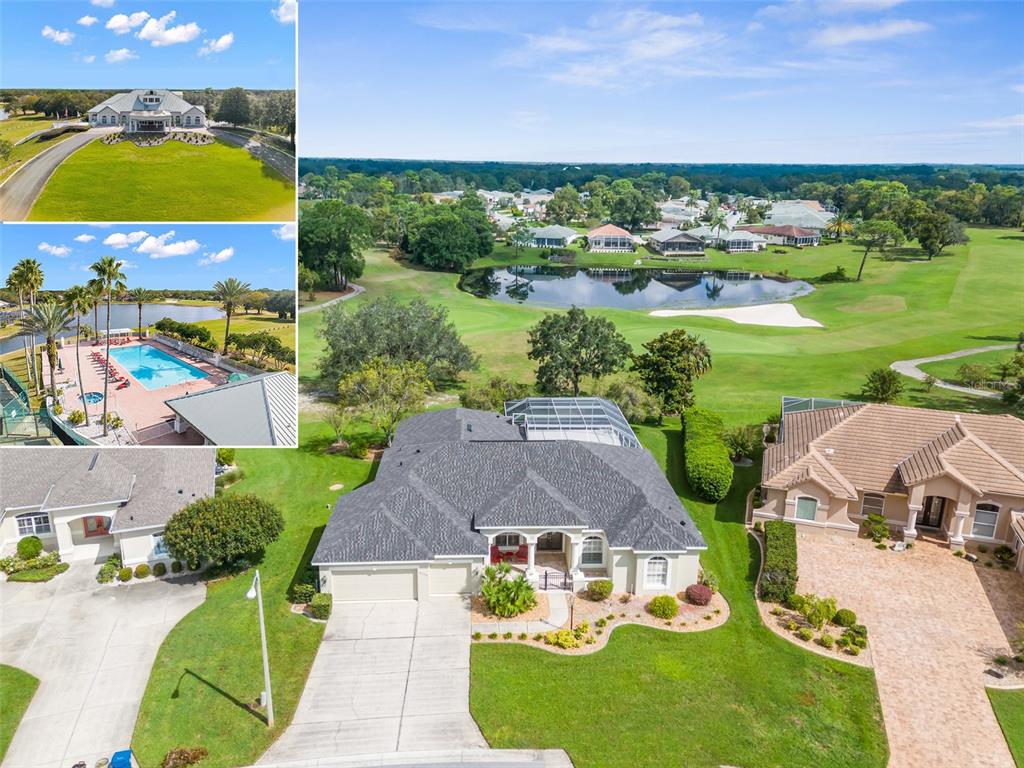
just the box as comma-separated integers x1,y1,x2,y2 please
529,224,579,248
586,224,635,252
737,224,821,247
647,227,706,256
87,89,206,132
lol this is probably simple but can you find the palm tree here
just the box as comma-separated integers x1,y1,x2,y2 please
124,287,154,340
708,212,728,244
19,302,71,406
90,257,127,436
86,279,105,345
5,266,34,393
21,259,44,395
7,259,45,394
62,285,95,426
826,212,854,241
213,277,252,354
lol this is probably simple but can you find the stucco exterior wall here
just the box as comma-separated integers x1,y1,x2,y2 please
117,528,169,566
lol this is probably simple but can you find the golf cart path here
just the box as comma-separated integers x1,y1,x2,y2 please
0,129,107,221
890,344,1015,399
210,128,296,182
297,284,364,314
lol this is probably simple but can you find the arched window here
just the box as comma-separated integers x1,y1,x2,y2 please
972,503,999,539
581,536,603,566
795,496,818,521
645,556,668,589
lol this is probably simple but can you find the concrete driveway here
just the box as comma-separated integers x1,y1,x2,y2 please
0,129,107,221
0,563,205,768
797,534,1024,768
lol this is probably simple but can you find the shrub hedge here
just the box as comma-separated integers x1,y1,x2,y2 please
586,579,614,601
310,593,332,620
153,562,167,577
17,536,43,560
683,408,734,502
646,594,679,619
134,564,151,579
759,520,798,602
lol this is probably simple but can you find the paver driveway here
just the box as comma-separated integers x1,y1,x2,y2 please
260,599,486,764
797,533,1024,768
0,563,205,768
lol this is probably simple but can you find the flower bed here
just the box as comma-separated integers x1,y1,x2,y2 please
471,593,550,624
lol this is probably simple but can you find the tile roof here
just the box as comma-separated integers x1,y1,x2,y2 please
0,447,214,532
764,403,1024,498
313,408,705,565
587,224,631,238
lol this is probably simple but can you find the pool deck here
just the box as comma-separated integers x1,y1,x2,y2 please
45,338,226,445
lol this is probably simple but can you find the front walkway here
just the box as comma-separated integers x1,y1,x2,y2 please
474,591,569,636
796,533,1024,768
0,563,205,768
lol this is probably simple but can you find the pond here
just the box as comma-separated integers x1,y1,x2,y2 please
0,303,224,355
458,267,814,310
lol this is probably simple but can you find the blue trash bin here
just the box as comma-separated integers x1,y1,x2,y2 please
110,749,134,768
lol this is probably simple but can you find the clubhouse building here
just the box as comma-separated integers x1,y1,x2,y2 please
87,89,207,132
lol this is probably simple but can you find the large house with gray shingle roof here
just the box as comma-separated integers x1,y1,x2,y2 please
758,402,1024,573
0,447,214,567
312,398,707,602
87,89,206,132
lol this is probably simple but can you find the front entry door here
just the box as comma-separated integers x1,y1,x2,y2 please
537,532,563,551
920,497,945,528
83,516,110,538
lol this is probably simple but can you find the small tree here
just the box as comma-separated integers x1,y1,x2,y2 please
630,329,712,422
459,376,530,412
507,222,534,257
916,212,968,260
480,561,537,618
594,376,660,424
922,373,937,392
853,219,904,280
798,594,837,631
527,306,630,396
337,357,432,446
723,425,761,462
861,367,904,403
163,494,284,567
956,363,989,389
298,264,318,301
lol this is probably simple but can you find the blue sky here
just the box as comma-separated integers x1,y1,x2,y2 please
1,223,297,290
1,0,295,89
300,0,1024,163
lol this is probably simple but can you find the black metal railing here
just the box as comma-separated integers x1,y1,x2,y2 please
541,571,573,591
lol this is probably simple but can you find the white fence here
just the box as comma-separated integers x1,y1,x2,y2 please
153,334,265,377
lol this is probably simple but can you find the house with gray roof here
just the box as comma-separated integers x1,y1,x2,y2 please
312,398,707,602
87,89,206,132
0,447,214,566
164,371,297,447
647,228,705,256
529,224,579,248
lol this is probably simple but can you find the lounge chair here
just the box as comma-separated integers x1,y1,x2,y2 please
513,544,529,563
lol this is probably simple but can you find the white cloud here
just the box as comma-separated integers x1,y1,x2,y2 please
117,260,139,270
272,0,297,24
198,32,234,56
103,230,148,248
83,55,96,64
38,242,71,257
966,114,1024,130
105,48,138,64
272,223,297,241
42,26,74,45
818,0,907,12
137,11,201,46
198,247,234,266
106,11,149,34
811,19,930,47
91,0,115,6
78,15,99,26
74,234,96,243
1012,84,1024,94
135,231,201,258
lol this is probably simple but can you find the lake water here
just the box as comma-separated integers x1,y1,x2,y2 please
0,303,223,355
459,267,814,310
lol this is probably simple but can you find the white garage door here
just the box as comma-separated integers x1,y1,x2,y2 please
330,568,417,602
428,563,474,595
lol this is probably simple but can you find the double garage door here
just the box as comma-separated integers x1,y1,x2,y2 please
328,563,475,602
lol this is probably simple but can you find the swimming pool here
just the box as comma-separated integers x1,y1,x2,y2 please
108,345,209,390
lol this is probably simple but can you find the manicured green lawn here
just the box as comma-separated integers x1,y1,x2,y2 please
28,138,295,221
0,348,44,409
299,227,1023,425
196,312,296,351
989,688,1024,767
131,441,375,768
0,113,53,143
0,130,76,183
918,348,1017,390
0,665,38,763
471,427,888,768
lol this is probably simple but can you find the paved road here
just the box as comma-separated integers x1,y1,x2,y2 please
211,128,296,182
890,344,1015,399
0,562,205,768
297,284,365,315
0,129,105,221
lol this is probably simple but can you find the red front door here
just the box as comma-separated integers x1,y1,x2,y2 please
83,516,110,538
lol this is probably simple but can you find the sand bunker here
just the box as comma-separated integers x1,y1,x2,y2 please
649,302,823,328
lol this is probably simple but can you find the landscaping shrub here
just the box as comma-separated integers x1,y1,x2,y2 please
171,560,183,574
67,409,86,425
7,562,69,582
646,594,679,619
310,593,332,620
685,583,712,606
1,551,60,575
160,746,209,768
290,583,315,604
153,562,167,577
481,562,537,617
796,627,814,642
472,632,482,640
544,629,581,649
833,608,857,628
215,448,236,467
97,558,120,584
16,536,43,560
797,594,837,630
994,544,1015,564
759,520,798,602
163,494,284,568
864,513,890,543
817,634,835,649
214,468,246,492
723,424,761,462
118,567,133,582
683,408,734,502
134,564,151,579
586,579,614,602
699,568,719,594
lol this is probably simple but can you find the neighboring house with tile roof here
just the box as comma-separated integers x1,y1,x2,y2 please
586,224,635,252
528,224,579,248
312,399,707,602
758,402,1024,572
736,224,821,247
647,227,706,256
0,448,214,566
87,89,206,132
164,371,297,447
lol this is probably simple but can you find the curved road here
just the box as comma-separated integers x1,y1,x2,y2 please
890,344,1015,399
210,128,296,182
0,129,104,221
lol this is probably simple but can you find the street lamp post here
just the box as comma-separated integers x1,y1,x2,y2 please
246,569,274,727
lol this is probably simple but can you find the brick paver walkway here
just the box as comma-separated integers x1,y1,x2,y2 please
797,533,1024,768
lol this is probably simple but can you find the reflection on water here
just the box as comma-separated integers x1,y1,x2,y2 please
459,266,814,310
